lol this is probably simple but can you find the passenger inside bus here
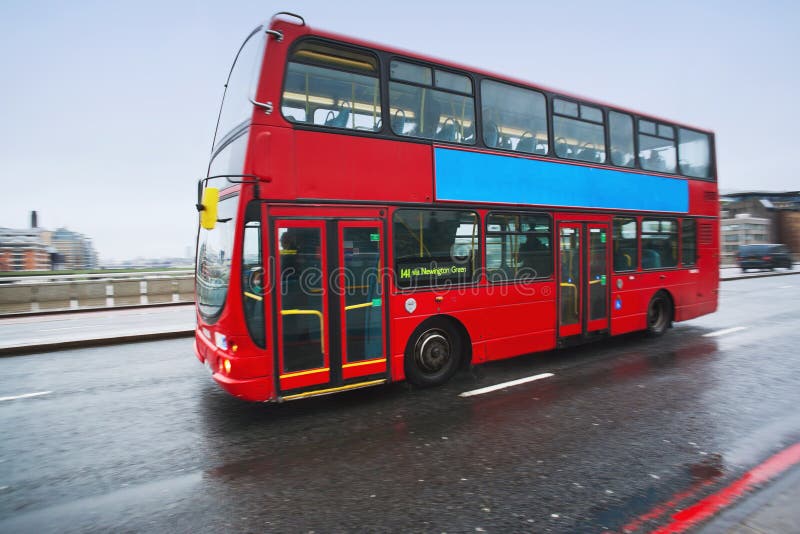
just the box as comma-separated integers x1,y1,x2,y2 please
519,237,552,278
646,149,666,173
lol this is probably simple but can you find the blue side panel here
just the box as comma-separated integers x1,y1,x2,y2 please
434,148,689,213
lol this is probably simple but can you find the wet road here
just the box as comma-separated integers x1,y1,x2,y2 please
1,276,799,532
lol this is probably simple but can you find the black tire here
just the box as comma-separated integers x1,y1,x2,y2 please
646,292,672,337
404,318,463,388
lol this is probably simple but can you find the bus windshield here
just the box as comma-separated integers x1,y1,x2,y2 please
196,196,238,319
214,27,266,148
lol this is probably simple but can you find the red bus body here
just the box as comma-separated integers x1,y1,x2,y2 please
194,15,719,402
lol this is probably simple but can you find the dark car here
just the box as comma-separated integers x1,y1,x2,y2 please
737,244,793,272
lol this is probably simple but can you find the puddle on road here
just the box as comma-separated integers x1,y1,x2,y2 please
589,453,727,533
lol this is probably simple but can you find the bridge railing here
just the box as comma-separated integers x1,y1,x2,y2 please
0,273,195,314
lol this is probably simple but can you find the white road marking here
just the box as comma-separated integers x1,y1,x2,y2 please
459,373,554,397
779,285,794,289
0,391,52,402
703,326,748,338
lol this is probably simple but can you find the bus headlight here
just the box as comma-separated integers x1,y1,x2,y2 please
214,332,228,350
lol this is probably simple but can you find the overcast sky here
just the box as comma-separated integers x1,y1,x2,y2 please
1,0,798,261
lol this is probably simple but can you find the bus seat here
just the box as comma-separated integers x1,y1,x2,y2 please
641,248,662,269
614,248,636,270
437,120,459,143
516,136,535,153
325,103,351,128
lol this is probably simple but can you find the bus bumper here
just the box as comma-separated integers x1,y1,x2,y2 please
194,335,274,402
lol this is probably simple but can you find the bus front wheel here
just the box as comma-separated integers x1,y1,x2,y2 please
405,319,463,388
646,291,672,337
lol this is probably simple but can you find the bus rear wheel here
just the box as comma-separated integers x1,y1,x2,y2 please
405,319,462,388
646,291,672,337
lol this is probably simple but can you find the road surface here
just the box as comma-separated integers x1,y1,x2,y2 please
1,276,799,532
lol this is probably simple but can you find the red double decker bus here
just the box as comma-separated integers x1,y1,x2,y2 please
194,12,719,402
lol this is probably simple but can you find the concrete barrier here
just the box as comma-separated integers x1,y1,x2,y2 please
75,280,107,308
36,283,74,310
0,273,199,316
146,279,174,304
176,277,194,302
112,280,141,306
0,284,35,314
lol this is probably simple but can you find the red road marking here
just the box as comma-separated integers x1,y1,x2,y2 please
651,441,800,533
621,479,714,533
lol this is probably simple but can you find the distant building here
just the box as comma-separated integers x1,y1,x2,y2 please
720,214,770,263
0,227,52,271
0,211,97,272
720,191,800,264
51,228,98,270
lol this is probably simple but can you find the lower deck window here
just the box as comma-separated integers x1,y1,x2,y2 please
641,219,678,269
393,209,480,288
486,213,552,281
613,217,638,272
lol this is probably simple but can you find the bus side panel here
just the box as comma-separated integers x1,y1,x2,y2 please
388,284,556,381
611,271,698,334
688,180,719,218
250,125,297,200
610,273,648,335
293,131,433,203
475,283,557,362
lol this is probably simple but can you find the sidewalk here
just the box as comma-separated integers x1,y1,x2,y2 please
719,264,797,281
0,304,195,356
699,464,800,533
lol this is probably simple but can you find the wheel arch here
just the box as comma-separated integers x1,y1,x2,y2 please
402,313,474,382
657,288,676,325
405,313,473,366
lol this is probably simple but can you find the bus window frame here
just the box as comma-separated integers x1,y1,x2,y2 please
550,96,608,164
388,56,476,145
280,37,384,134
392,207,482,290
485,210,553,284
275,35,716,182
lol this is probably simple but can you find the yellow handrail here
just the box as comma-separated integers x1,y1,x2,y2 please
244,292,263,301
344,301,374,311
560,282,579,314
280,309,325,354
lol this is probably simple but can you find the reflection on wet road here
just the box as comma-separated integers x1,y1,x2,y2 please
1,277,799,532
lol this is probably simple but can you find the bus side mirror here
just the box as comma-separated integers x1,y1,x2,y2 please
199,187,219,230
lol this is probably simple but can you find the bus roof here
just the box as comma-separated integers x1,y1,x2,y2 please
273,17,714,136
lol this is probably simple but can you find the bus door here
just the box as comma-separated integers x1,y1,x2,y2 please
274,219,386,397
557,222,610,338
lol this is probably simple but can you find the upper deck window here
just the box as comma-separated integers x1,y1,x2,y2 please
678,128,712,179
608,111,635,168
552,98,606,163
481,80,548,155
389,60,475,145
281,41,381,132
639,119,677,173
